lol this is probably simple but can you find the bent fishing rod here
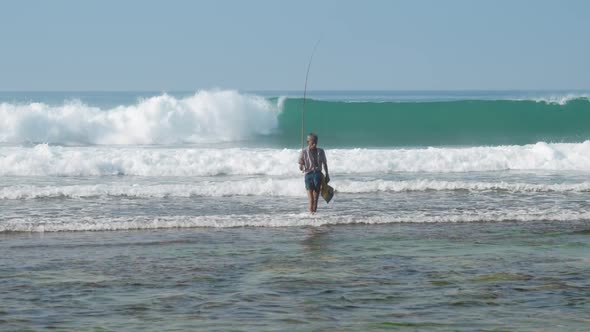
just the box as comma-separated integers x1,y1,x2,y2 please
301,40,320,152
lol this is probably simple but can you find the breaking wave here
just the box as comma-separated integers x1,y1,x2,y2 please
2,141,590,177
0,90,279,145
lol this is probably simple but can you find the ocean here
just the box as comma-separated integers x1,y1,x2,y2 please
1,90,589,330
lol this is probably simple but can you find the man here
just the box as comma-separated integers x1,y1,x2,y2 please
299,133,330,213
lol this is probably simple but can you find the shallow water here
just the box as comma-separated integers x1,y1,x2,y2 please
2,90,590,330
2,222,589,331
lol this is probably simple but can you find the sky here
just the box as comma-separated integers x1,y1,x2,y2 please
0,0,589,91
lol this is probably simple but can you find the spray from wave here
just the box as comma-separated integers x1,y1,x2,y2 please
0,90,280,145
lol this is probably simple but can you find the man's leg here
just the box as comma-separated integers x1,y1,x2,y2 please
312,189,320,212
307,190,314,213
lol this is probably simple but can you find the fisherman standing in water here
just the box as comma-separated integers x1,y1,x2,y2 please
299,133,330,213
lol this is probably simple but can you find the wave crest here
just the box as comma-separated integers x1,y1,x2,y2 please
0,90,280,145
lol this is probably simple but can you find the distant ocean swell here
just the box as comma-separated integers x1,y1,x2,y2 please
1,90,590,147
2,142,590,176
278,97,590,147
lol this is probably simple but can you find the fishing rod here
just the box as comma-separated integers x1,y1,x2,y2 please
301,40,321,152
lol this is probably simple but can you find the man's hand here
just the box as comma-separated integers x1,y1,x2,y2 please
325,174,330,183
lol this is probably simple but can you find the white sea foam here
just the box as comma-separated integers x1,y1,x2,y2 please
2,179,590,200
2,141,590,177
530,94,590,105
0,90,279,145
3,209,590,232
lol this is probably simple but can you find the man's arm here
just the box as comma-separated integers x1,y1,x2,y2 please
299,150,304,171
322,150,330,182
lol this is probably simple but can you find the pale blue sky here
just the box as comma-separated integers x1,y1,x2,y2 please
1,0,588,91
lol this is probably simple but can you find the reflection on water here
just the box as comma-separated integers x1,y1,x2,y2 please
301,226,331,252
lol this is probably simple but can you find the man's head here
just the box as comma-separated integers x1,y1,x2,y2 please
307,133,318,147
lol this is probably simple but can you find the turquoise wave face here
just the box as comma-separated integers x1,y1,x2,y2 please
275,98,590,148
